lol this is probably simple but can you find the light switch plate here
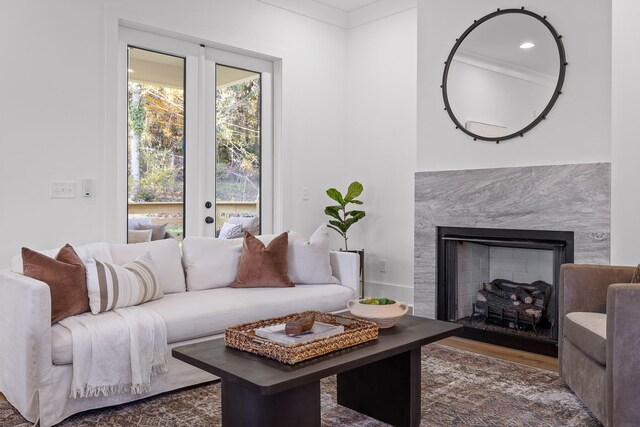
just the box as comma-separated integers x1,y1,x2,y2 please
51,181,76,199
81,178,94,198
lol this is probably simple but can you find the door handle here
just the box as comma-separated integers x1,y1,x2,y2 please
205,216,214,224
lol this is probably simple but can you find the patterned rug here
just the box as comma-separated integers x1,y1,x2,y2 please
0,344,600,427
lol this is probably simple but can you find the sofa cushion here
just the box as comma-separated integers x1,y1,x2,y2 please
51,284,354,365
22,245,90,324
148,284,353,343
183,229,338,291
227,216,260,235
288,225,333,284
110,239,185,294
218,222,244,239
88,252,163,314
52,323,73,365
11,242,113,275
564,312,607,365
127,229,152,244
232,232,293,288
128,217,151,230
182,237,243,291
139,223,168,241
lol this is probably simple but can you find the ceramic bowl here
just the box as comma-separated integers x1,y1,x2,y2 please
347,299,409,328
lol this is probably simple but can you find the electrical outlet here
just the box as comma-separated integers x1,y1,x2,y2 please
379,259,387,273
302,187,309,201
51,181,76,199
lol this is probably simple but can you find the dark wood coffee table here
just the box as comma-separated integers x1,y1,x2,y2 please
172,314,461,427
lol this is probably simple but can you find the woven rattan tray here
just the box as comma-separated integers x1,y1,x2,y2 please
224,311,379,365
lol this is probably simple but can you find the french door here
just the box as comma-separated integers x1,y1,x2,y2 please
120,28,273,240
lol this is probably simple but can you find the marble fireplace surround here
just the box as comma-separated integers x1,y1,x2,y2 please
414,163,611,318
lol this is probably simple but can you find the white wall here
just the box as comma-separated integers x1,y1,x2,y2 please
0,1,107,265
418,0,612,172
345,8,417,301
611,0,640,265
0,0,348,267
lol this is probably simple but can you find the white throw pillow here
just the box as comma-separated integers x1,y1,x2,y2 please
218,222,243,239
11,242,113,275
288,224,333,284
227,216,260,235
110,238,186,294
182,237,243,291
86,252,163,314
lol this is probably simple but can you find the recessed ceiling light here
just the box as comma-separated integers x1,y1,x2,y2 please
128,68,135,73
520,42,535,49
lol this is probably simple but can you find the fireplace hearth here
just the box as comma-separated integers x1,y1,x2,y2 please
437,226,574,356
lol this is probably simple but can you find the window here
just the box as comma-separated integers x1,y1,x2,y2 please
215,65,262,234
127,48,186,240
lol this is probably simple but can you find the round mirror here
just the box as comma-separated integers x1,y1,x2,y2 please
442,8,566,142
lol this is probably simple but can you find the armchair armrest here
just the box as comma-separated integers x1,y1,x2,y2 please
330,251,360,296
560,264,635,319
606,283,640,427
558,264,635,378
0,270,53,423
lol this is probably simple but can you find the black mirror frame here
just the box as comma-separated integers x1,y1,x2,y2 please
441,7,567,144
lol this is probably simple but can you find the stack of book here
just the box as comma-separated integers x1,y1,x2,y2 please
255,322,344,346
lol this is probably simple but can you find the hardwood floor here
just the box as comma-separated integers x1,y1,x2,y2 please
440,336,558,372
0,392,5,402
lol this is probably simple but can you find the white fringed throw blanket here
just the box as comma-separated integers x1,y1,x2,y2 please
59,306,168,398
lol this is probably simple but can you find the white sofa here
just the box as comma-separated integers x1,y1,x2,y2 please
0,236,359,427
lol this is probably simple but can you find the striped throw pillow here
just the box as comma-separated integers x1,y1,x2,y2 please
86,252,163,314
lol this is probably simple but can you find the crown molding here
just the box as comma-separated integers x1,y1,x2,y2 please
258,0,348,28
348,0,417,29
257,0,416,30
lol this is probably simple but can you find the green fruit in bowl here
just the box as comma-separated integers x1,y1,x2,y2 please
361,297,395,305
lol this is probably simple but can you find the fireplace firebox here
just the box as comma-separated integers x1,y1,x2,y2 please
437,226,574,356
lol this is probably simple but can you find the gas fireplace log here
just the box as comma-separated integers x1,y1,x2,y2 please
489,279,551,309
513,288,534,304
483,282,515,300
492,279,552,296
476,289,543,322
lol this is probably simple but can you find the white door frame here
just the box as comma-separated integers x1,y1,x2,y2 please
204,47,274,236
117,27,277,240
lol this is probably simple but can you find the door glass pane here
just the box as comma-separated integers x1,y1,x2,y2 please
215,65,261,235
127,47,185,242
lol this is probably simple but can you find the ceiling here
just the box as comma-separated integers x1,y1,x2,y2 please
258,0,416,29
314,0,382,12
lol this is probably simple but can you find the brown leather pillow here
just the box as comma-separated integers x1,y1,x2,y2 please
231,231,293,288
22,244,90,324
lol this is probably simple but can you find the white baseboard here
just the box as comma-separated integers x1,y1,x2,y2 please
362,281,414,305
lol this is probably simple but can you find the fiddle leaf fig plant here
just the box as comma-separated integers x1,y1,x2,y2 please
325,181,366,251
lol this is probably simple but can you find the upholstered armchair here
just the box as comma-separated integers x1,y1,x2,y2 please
559,264,640,427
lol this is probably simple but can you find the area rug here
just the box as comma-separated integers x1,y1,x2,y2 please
0,344,600,427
